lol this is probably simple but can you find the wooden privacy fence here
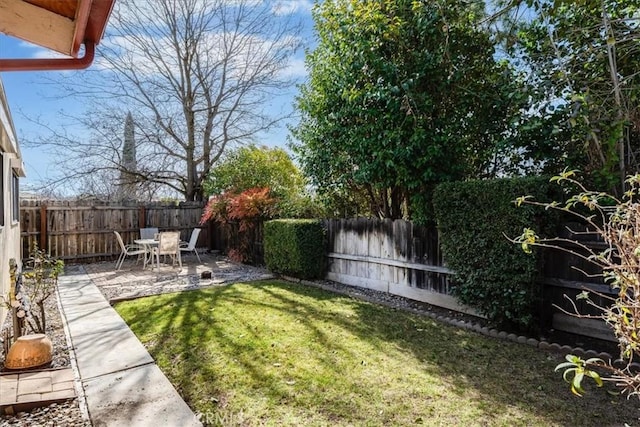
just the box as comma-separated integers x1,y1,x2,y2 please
20,200,209,262
324,218,617,341
19,202,617,341
324,218,474,315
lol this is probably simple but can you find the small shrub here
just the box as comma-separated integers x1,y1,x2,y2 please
2,245,65,337
264,219,326,280
432,176,559,332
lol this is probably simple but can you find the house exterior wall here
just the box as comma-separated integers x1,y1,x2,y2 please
0,76,25,324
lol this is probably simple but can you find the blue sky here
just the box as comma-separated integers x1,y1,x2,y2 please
0,1,316,193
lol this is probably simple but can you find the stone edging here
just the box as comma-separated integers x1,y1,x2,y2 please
281,275,634,372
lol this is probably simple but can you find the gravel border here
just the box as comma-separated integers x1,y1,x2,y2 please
0,281,89,426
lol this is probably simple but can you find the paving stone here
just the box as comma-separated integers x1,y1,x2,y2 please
58,281,106,305
83,364,201,427
52,381,75,392
17,372,48,380
50,369,75,385
0,380,18,405
17,393,43,403
64,304,130,337
0,377,18,389
18,377,52,395
1,374,19,380
56,267,202,426
0,377,18,390
39,389,76,401
72,327,154,380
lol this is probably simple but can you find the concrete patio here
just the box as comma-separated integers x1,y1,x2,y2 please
85,252,273,302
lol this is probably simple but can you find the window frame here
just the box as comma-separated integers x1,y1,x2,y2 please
0,153,4,227
11,168,19,223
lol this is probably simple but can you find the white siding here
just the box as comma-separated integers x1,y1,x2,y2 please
0,76,23,325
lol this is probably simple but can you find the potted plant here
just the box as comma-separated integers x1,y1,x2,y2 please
2,245,64,370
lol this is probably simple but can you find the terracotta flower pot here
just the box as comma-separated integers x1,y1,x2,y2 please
4,334,53,370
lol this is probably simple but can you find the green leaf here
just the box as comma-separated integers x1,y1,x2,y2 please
562,368,576,383
555,362,576,371
586,370,603,387
576,291,590,300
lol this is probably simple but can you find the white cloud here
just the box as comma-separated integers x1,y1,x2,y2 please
17,40,70,59
272,0,313,16
281,57,307,78
94,0,307,83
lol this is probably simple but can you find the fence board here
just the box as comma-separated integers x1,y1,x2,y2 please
323,217,618,341
20,200,207,262
324,218,464,314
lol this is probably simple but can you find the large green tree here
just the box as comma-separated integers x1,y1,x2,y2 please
500,0,640,192
291,0,526,222
204,145,305,198
203,145,321,218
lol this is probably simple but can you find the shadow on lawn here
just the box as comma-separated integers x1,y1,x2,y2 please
118,280,638,426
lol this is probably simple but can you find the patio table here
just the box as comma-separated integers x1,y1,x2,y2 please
134,238,158,269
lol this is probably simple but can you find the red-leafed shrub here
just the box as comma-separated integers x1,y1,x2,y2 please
201,187,277,263
227,187,276,231
200,193,232,224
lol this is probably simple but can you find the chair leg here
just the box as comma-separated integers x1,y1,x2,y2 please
194,249,201,263
116,253,125,270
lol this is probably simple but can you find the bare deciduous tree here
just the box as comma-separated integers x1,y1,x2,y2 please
27,0,303,201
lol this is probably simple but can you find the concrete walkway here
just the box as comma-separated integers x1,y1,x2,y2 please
58,266,202,426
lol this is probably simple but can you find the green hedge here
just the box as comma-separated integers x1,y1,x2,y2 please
264,219,326,280
432,176,559,332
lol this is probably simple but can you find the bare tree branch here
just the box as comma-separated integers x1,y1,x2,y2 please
28,0,303,201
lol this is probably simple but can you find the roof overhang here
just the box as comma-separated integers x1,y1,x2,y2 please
0,0,115,71
0,78,19,154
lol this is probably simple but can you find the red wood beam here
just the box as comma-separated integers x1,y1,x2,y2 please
0,41,95,72
71,0,93,57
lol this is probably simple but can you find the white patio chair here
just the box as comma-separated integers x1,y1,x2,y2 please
152,231,182,269
114,231,147,270
140,227,159,240
180,228,202,263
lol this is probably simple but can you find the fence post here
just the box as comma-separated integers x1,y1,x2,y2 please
208,220,214,251
39,203,47,251
139,205,146,229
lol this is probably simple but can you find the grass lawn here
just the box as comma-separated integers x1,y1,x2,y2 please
115,280,639,426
